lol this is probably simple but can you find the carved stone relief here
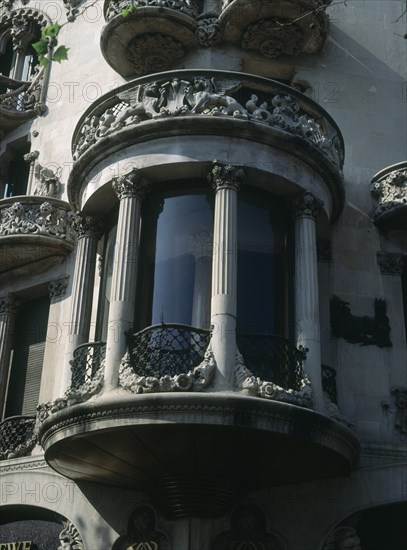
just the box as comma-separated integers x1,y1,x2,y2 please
330,295,392,348
323,526,361,550
105,0,200,21
112,505,170,550
127,34,185,75
58,520,84,550
72,75,343,172
48,276,70,299
377,252,404,275
242,18,304,59
33,164,61,198
195,17,223,47
371,165,407,221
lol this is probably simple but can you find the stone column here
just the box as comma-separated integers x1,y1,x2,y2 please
208,162,244,389
0,295,19,419
61,215,103,393
103,168,150,392
293,192,324,411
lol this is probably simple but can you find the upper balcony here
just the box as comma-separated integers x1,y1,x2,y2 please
371,161,407,230
68,69,344,219
0,415,37,461
101,0,331,77
0,196,75,275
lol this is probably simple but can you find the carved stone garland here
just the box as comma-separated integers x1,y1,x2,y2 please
72,76,343,171
234,350,313,408
119,344,216,394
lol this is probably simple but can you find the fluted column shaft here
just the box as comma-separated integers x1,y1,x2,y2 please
103,169,150,392
209,163,244,389
293,192,324,411
61,216,102,393
0,295,19,419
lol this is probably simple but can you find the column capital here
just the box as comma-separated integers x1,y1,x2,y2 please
49,275,70,299
73,214,105,239
0,294,20,315
112,168,151,200
208,162,245,192
292,192,323,220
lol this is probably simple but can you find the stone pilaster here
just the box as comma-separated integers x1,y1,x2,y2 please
208,162,244,389
0,295,19,419
23,150,39,195
61,215,103,393
293,192,324,411
103,168,150,392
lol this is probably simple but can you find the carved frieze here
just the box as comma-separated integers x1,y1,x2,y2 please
330,295,392,348
112,167,150,200
119,344,216,394
371,162,407,227
72,73,344,173
127,33,185,76
0,200,75,242
377,252,404,275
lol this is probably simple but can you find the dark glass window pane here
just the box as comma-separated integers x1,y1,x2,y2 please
137,189,212,329
237,193,287,337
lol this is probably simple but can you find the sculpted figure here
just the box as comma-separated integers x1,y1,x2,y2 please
113,83,162,129
188,77,247,116
246,94,273,122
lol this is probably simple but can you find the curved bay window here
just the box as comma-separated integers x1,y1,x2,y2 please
135,185,214,331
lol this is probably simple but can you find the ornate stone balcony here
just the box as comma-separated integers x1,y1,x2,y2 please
371,161,407,230
101,0,331,77
38,326,359,518
0,196,75,274
68,70,344,217
0,415,37,460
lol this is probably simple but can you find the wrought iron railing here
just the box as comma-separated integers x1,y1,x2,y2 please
0,416,37,460
322,364,337,404
69,341,106,390
126,324,211,378
0,69,45,114
236,334,307,391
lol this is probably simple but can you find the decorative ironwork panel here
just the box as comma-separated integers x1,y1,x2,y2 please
69,341,106,390
322,364,337,404
126,324,211,378
0,415,37,460
236,333,307,391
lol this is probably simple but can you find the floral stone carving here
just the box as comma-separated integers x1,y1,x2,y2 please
105,0,200,22
119,344,216,394
235,351,313,408
196,17,223,47
0,200,75,241
371,163,407,226
242,18,304,59
72,73,343,172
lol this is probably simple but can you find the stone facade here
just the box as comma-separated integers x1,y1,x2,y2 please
0,0,406,548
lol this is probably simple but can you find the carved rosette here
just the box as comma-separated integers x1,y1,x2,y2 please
119,345,216,394
377,252,404,275
195,17,223,48
242,18,304,59
48,276,70,299
0,294,19,315
371,163,407,228
112,168,150,200
209,162,245,192
127,34,185,76
73,214,104,240
292,192,323,220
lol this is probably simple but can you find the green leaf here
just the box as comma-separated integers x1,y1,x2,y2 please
32,39,48,55
42,23,61,38
121,8,129,16
52,45,69,63
38,55,50,68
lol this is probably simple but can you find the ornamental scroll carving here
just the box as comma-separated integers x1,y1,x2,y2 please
0,201,75,241
72,75,343,171
58,520,84,550
119,344,216,394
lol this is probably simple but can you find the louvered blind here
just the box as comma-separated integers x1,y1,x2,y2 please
5,296,49,417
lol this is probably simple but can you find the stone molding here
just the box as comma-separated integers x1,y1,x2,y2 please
377,252,404,275
208,161,245,192
112,167,150,200
0,294,19,315
0,198,75,242
292,191,323,220
119,345,216,394
48,276,70,299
